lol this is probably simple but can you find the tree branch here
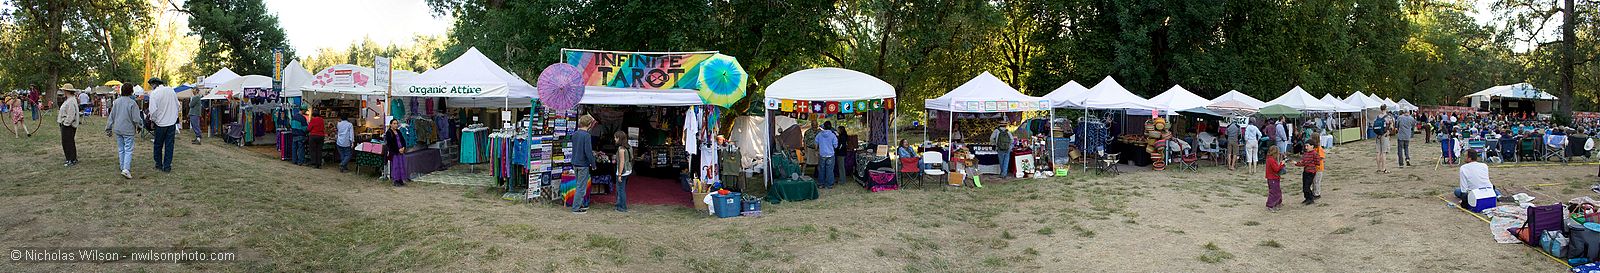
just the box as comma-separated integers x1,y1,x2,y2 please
166,0,190,14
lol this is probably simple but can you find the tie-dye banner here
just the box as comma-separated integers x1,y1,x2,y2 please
562,49,719,90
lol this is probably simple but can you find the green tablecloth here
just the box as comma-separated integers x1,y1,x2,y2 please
1333,128,1362,144
766,179,818,204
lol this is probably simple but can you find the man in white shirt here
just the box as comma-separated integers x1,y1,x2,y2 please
1454,150,1493,206
336,114,355,173
145,78,181,173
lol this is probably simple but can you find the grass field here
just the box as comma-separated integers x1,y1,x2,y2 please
2,115,1593,272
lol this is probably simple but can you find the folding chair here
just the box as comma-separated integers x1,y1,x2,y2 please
1545,135,1569,163
1091,151,1121,175
1519,138,1539,162
920,151,948,188
1498,138,1518,163
898,157,922,188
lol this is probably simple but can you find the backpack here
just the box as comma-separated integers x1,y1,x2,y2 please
1371,117,1388,136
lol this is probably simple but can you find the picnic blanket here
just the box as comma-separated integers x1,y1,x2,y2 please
1484,205,1528,244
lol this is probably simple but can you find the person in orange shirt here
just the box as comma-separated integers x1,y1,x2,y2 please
1313,144,1326,199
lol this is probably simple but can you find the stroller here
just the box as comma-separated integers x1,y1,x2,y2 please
222,122,244,146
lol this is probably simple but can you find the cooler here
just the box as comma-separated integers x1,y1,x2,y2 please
1469,188,1498,213
713,192,742,218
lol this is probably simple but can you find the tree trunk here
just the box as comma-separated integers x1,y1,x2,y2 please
45,0,65,102
1560,0,1574,114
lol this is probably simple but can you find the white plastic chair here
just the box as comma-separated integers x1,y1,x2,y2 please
920,151,947,187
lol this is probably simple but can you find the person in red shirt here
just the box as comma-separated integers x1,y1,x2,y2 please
1292,138,1323,205
306,108,327,169
1264,145,1284,211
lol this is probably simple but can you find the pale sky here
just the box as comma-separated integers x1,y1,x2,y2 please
259,0,453,57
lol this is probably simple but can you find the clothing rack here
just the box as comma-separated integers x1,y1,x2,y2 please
460,124,489,172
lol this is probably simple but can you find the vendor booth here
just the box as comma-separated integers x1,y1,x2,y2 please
1069,77,1162,170
1344,91,1385,138
204,75,285,147
299,63,426,176
764,67,898,196
1322,94,1364,143
1267,86,1339,148
391,47,538,184
925,72,1051,181
515,49,752,211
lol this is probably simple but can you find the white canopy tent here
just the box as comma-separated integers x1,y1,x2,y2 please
281,60,314,98
1141,85,1212,115
202,75,271,100
766,67,894,101
302,64,423,98
198,68,241,88
1210,90,1268,110
1397,99,1419,111
925,72,1050,175
1077,76,1158,111
394,47,537,108
1266,86,1337,112
1043,81,1089,109
1343,91,1382,109
299,64,424,127
924,72,1048,112
1374,95,1400,110
1320,94,1362,113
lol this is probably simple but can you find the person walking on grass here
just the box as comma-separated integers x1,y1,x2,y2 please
146,78,179,173
57,86,80,167
1264,145,1285,211
306,108,326,169
613,131,633,213
1394,111,1417,167
383,118,409,187
106,84,140,179
1371,105,1394,174
570,115,597,214
1293,139,1323,205
336,114,354,173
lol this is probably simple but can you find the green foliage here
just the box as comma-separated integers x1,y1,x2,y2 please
301,35,447,73
0,0,150,97
184,0,294,76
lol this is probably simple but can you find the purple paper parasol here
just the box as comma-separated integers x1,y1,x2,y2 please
537,63,583,111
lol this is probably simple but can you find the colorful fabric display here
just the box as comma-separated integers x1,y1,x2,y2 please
781,99,795,112
884,98,895,110
840,100,855,113
825,101,840,114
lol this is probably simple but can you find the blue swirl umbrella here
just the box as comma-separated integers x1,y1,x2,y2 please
696,54,747,108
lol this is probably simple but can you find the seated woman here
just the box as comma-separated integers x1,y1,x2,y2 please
1454,150,1495,208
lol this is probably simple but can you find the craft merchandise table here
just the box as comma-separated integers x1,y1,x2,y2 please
765,179,818,204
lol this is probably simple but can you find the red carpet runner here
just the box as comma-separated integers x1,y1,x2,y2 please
589,176,692,208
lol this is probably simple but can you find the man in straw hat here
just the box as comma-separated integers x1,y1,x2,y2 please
57,84,81,166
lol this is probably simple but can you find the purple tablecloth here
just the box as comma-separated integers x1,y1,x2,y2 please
403,148,443,176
